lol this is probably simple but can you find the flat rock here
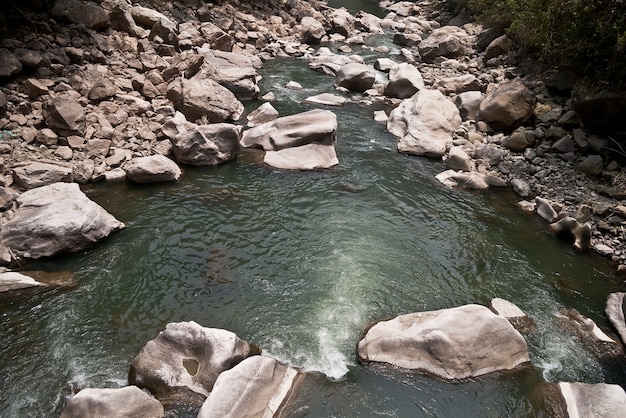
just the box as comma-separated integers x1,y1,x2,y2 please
264,140,338,170
12,161,73,190
124,155,182,183
167,77,243,123
246,102,279,127
60,386,164,418
303,93,347,106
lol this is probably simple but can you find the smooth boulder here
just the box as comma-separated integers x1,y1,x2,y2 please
264,140,339,170
384,63,424,99
558,382,626,418
0,183,124,259
60,386,164,418
124,155,182,183
334,63,376,92
171,123,241,166
197,356,300,418
477,79,535,130
387,89,462,157
167,77,243,123
357,304,530,379
606,292,626,346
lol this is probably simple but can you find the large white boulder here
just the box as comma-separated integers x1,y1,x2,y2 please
124,155,182,183
334,63,376,92
60,386,164,418
384,63,424,99
558,382,626,418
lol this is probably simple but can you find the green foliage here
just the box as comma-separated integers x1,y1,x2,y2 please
441,0,626,85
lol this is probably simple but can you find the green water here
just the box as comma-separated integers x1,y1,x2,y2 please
2,4,626,417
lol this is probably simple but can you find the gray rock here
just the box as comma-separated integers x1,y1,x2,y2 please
436,170,499,190
384,63,424,99
474,144,505,166
490,298,534,333
357,304,530,379
197,356,300,418
387,89,462,157
0,182,124,259
558,382,626,418
303,93,348,106
504,129,535,152
552,136,576,153
246,102,279,127
578,155,604,176
12,161,73,190
606,292,626,346
264,140,338,170
104,168,126,183
445,146,474,172
60,386,164,418
43,98,86,136
124,155,182,183
195,49,260,101
73,160,95,184
0,272,46,292
374,58,396,72
484,35,516,62
167,77,244,123
535,197,558,222
334,63,376,92
0,48,23,78
435,74,481,95
172,123,241,166
131,6,172,29
52,0,110,29
550,217,591,251
418,26,467,63
477,79,535,130
510,178,532,198
307,48,363,76
300,16,326,44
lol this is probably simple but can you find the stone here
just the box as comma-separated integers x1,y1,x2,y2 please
285,81,302,90
195,49,261,101
558,383,626,418
445,146,474,172
54,146,73,161
149,17,179,47
0,186,17,210
578,155,604,176
303,93,347,107
246,102,279,127
104,168,126,183
504,129,535,152
43,98,86,136
167,77,244,123
129,321,259,407
594,243,614,257
12,161,73,190
355,11,384,34
387,89,462,158
535,197,558,223
85,139,112,158
109,2,145,37
124,155,182,183
89,79,117,101
550,217,591,251
606,293,626,346
436,170,502,190
241,109,337,152
172,123,241,166
60,386,164,418
454,91,484,121
484,35,516,62
418,26,467,63
374,58,396,72
490,298,534,333
0,271,46,292
73,160,95,184
307,48,363,76
0,182,124,259
15,48,43,70
264,140,338,170
510,178,532,198
373,110,388,124
197,356,300,418
384,63,424,99
22,78,50,99
334,63,376,93
198,23,233,52
36,128,59,146
555,309,623,360
326,7,355,37
477,79,535,130
357,304,530,379
552,136,575,153
51,0,110,29
131,6,172,29
0,48,23,78
435,74,482,95
300,16,326,45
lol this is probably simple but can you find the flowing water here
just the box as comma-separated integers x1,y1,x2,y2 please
2,2,626,417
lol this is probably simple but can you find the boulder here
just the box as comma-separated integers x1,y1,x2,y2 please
195,49,260,101
558,383,626,418
172,123,241,166
374,58,396,72
435,74,482,95
0,183,124,259
129,322,259,407
387,89,462,158
303,93,348,106
0,271,46,292
418,26,468,63
43,98,86,136
300,16,326,44
477,79,535,130
357,304,530,379
535,197,558,223
124,155,182,183
503,129,536,152
384,63,424,99
148,17,178,47
445,146,474,172
490,298,534,333
12,161,73,190
197,356,301,418
89,79,117,101
167,77,244,123
326,7,355,37
307,48,363,76
484,35,516,62
0,49,22,78
60,386,163,418
436,170,505,190
579,155,604,176
454,91,483,121
510,178,532,198
555,309,623,359
241,109,337,151
264,140,339,170
605,292,626,346
355,11,384,34
549,217,591,251
51,0,110,30
334,63,376,93
246,102,279,127
198,23,233,52
131,6,172,29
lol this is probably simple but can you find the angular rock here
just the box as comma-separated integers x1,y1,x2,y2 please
490,298,534,333
264,140,338,170
504,129,535,152
52,0,110,30
307,48,363,76
12,161,73,190
578,155,604,176
334,63,376,92
195,49,260,101
0,271,46,292
124,155,182,183
303,93,347,107
73,160,95,184
0,186,17,210
0,48,23,78
89,79,117,101
197,356,300,418
387,89,462,157
436,170,504,190
445,146,474,172
241,109,337,151
418,26,467,63
558,383,626,418
60,386,164,418
300,16,326,44
510,178,532,198
246,102,279,127
198,22,233,52
149,17,179,47
484,35,516,62
326,7,355,37
129,321,259,407
384,63,424,99
0,182,124,259
22,78,50,99
43,98,86,136
131,6,172,29
172,123,241,166
550,217,591,251
167,77,244,123
477,79,535,130
357,304,531,379
606,292,626,346
535,197,558,223
555,309,623,360
374,58,396,72
435,74,482,95
454,91,483,121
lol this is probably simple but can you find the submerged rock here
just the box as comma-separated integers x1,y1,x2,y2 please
264,140,338,170
549,217,591,251
60,386,164,418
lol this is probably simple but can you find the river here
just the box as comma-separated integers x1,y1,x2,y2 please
1,1,625,417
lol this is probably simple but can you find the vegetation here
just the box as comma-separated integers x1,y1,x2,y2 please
442,0,626,86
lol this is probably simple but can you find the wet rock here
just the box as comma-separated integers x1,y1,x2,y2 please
307,48,363,76
555,309,624,359
197,356,300,418
490,298,535,333
384,63,424,99
549,217,591,250
43,98,86,137
557,382,626,418
357,304,530,379
246,102,279,127
172,123,241,166
436,170,504,190
129,321,259,409
387,89,462,158
12,161,73,190
418,26,468,63
264,139,338,170
578,155,603,176
510,178,532,198
124,155,182,183
535,197,558,222
52,0,110,30
0,271,46,292
477,79,535,131
334,63,376,93
303,93,347,106
606,292,626,346
0,182,124,259
0,49,23,78
166,77,244,123
60,386,164,418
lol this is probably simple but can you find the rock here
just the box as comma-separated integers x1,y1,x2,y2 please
549,217,591,251
172,123,241,166
326,7,355,37
36,128,58,146
606,292,626,346
124,155,182,183
334,63,376,92
198,23,233,52
436,170,502,190
418,26,467,63
60,386,164,418
22,78,50,99
15,48,43,70
264,140,338,170
474,144,504,166
85,139,112,159
89,79,117,101
303,93,347,106
510,178,532,198
387,89,462,158
307,48,363,76
12,161,73,190
73,160,95,184
535,197,558,223
477,79,535,131
552,136,575,153
104,168,126,183
109,2,146,37
384,63,424,99
0,182,124,259
0,49,23,78
300,16,326,44
355,11,384,34
285,81,302,90
454,91,483,121
594,243,614,257
435,74,482,95
578,155,604,176
0,186,17,210
357,304,530,379
129,321,259,408
374,110,388,124
503,129,535,152
374,58,396,72
51,0,110,30
241,109,337,151
131,6,172,29
246,102,279,127
195,49,261,101
167,77,244,123
149,17,179,47
490,298,534,333
558,383,626,418
445,146,474,172
555,309,623,360
0,271,46,292
197,356,300,418
484,35,516,62
43,98,86,136
393,32,423,47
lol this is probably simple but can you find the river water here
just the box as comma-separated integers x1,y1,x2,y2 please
2,2,626,417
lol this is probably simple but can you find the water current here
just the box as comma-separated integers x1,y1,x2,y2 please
2,1,626,417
